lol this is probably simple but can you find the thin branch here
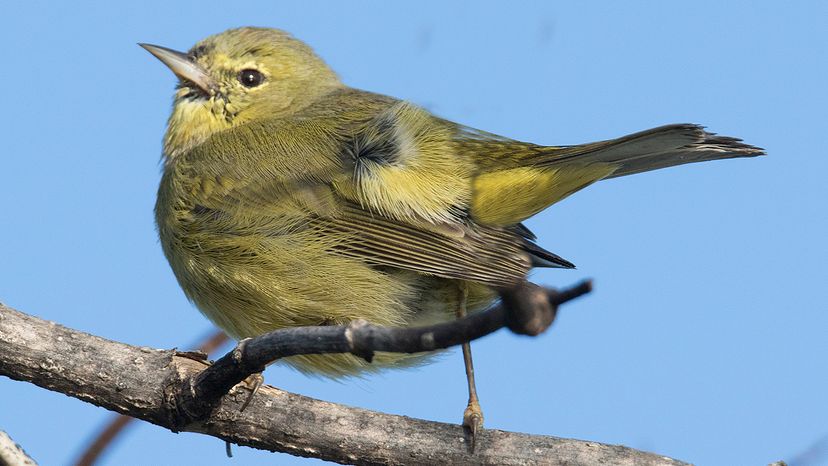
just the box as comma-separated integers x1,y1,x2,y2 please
174,281,592,425
73,417,132,466
0,283,688,465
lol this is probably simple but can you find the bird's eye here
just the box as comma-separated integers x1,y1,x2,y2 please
238,69,264,88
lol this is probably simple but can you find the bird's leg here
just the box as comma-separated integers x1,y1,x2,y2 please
456,282,483,451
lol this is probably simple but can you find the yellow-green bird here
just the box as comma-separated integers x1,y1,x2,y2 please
142,27,762,436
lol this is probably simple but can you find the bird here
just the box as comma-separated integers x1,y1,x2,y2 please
141,26,763,444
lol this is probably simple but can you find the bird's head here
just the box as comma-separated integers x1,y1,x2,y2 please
141,27,341,159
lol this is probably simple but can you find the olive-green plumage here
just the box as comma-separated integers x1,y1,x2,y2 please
144,27,763,377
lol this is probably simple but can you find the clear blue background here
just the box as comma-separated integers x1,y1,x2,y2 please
1,2,826,465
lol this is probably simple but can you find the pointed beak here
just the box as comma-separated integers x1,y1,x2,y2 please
139,43,218,95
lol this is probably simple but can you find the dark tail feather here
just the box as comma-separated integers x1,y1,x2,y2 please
542,124,765,178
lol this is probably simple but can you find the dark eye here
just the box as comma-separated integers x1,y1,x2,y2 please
238,69,264,88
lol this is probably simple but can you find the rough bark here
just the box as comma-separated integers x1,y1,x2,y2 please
0,301,689,465
0,430,38,466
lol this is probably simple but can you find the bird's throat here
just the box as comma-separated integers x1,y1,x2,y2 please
163,95,233,160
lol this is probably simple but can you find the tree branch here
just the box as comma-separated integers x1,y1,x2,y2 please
73,331,230,466
0,283,688,465
0,430,38,466
175,280,591,426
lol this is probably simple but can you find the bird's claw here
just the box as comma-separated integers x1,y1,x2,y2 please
463,400,484,452
239,372,264,412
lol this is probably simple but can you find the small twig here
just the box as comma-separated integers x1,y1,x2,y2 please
173,280,592,427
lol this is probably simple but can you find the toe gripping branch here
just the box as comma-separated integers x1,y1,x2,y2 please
167,279,593,428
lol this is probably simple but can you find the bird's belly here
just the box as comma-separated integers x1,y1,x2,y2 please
162,228,497,377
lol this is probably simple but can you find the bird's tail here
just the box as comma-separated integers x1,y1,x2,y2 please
539,123,765,178
470,124,764,227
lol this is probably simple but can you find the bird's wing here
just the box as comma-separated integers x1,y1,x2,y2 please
308,203,536,288
176,91,572,289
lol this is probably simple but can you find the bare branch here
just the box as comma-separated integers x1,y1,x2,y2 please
0,430,38,466
73,331,229,466
0,284,688,465
172,281,591,425
73,416,132,466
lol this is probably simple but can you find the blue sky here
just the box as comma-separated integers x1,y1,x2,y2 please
1,1,826,465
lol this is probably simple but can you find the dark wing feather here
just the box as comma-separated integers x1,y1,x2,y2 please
310,203,535,288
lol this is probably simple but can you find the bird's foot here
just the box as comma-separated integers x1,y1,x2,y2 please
462,399,484,452
239,371,264,412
